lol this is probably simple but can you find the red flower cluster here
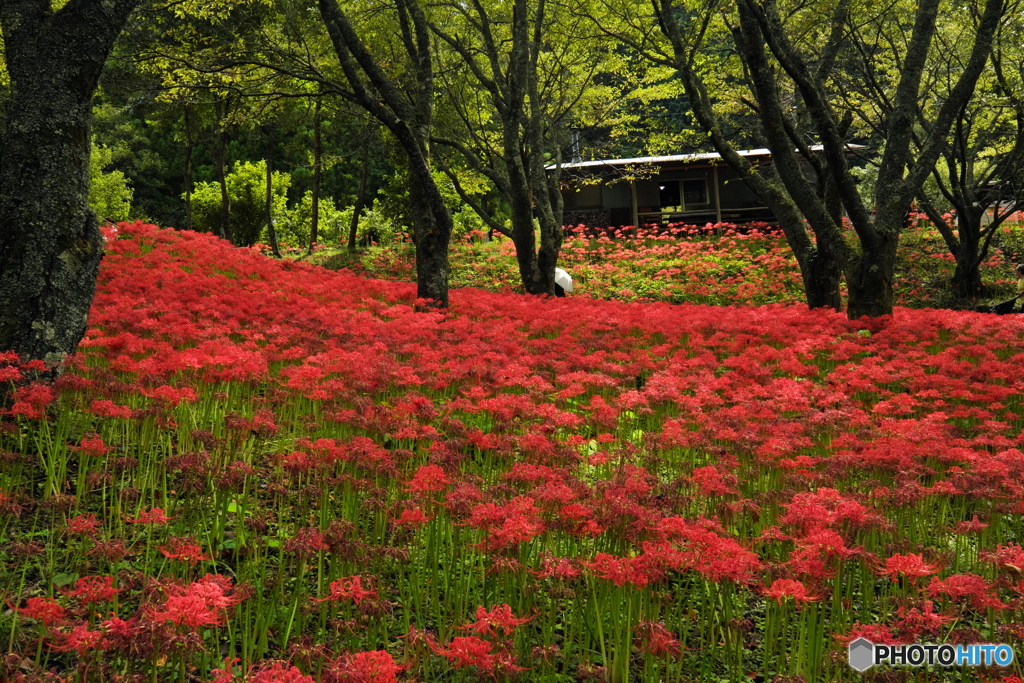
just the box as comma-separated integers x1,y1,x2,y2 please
314,576,378,605
148,574,245,627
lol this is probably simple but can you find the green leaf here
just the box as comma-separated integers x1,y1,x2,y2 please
52,573,79,587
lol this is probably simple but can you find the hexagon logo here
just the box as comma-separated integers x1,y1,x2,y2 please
849,637,875,672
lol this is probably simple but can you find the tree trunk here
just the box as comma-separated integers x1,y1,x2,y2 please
265,129,281,258
309,96,322,254
0,0,139,368
318,0,451,306
183,106,195,232
949,208,985,297
213,99,232,243
348,121,372,252
846,227,899,318
407,153,452,307
653,0,845,311
507,151,545,293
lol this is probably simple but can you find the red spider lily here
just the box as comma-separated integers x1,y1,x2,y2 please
182,574,246,610
210,656,241,683
395,507,432,527
467,496,545,551
314,576,377,605
148,576,243,629
779,488,878,531
246,662,315,683
146,596,220,628
836,623,904,646
140,384,198,406
87,399,134,419
461,604,532,637
27,220,1024,679
67,513,101,536
634,621,682,657
876,553,940,584
762,578,823,606
558,503,592,521
334,650,404,683
14,597,70,626
406,463,450,495
894,600,953,638
952,515,989,534
59,575,121,604
0,490,23,517
100,615,142,641
586,552,660,588
981,544,1024,573
7,382,55,420
643,518,764,583
87,539,132,563
158,536,210,564
126,507,174,525
690,465,738,496
0,365,22,382
575,519,604,537
428,635,524,673
70,434,113,457
48,622,106,656
532,555,582,581
284,527,330,557
926,573,1008,611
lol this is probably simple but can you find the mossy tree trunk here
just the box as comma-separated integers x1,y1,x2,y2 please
0,0,140,368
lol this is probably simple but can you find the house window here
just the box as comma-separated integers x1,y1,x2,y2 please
682,179,708,207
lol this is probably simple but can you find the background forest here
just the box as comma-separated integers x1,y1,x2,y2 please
80,0,721,250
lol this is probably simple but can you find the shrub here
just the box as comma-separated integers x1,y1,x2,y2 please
187,160,290,246
89,142,133,221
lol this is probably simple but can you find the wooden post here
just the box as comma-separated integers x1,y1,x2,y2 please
713,164,722,223
631,180,639,229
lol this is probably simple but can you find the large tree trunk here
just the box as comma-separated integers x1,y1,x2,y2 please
407,158,452,307
0,0,139,368
653,0,845,311
846,228,899,318
949,208,986,297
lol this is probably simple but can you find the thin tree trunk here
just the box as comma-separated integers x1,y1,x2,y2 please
266,128,281,258
213,98,232,243
319,0,451,307
348,121,372,252
183,105,195,232
309,96,323,254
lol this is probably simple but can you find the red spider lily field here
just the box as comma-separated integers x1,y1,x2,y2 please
316,219,1023,309
4,222,1024,683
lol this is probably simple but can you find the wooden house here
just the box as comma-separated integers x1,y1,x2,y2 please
555,146,864,229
